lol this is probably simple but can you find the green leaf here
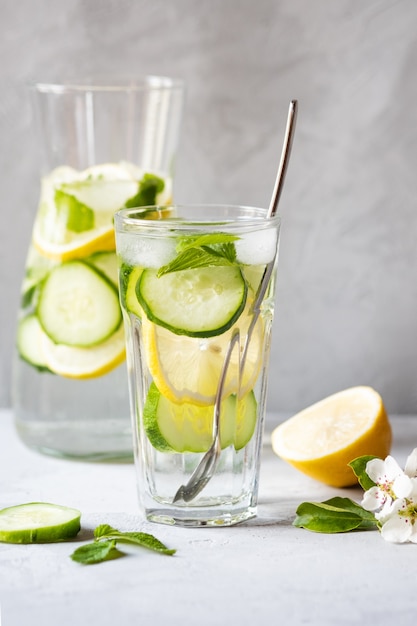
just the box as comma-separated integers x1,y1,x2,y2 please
21,285,38,309
124,173,165,208
177,233,239,252
108,531,176,555
157,248,235,276
293,499,376,534
157,233,239,277
348,455,379,490
54,189,95,232
94,524,117,539
94,524,176,556
322,497,377,527
70,539,125,565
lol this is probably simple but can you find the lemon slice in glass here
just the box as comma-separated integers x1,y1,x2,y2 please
41,324,126,379
141,307,264,406
33,222,116,262
32,178,139,262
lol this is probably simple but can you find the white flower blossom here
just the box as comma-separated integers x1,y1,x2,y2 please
378,493,417,543
361,448,417,544
361,455,413,515
404,448,417,477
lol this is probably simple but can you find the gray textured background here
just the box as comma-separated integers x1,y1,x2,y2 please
2,0,417,415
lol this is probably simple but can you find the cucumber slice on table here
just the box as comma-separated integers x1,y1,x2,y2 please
16,314,50,371
143,383,257,453
38,260,122,347
0,503,81,544
137,266,247,337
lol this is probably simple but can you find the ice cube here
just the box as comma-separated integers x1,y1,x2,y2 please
235,229,278,265
118,233,176,268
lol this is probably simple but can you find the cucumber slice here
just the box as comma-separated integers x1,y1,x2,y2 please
143,383,257,453
16,314,50,371
118,264,143,317
38,260,122,347
0,503,81,544
124,266,144,317
137,266,247,337
87,251,118,285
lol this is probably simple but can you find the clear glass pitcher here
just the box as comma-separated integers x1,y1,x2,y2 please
12,77,184,460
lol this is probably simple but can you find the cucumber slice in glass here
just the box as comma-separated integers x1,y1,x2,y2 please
137,266,247,337
143,383,257,453
124,266,144,317
38,260,122,347
0,503,81,544
118,264,143,317
86,251,118,285
16,314,50,372
17,315,48,370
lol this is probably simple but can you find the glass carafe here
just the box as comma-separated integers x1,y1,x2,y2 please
12,77,184,460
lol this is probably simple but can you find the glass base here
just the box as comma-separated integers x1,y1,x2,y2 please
15,419,133,462
144,505,257,527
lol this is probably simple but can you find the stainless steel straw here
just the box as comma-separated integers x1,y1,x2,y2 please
172,100,298,503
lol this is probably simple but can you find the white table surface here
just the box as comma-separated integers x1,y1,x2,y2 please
1,409,417,626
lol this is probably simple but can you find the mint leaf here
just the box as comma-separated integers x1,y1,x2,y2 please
54,189,95,232
348,455,379,490
70,539,125,565
107,532,175,555
294,499,377,533
177,233,239,252
157,247,235,276
94,524,176,555
125,173,165,208
157,233,239,277
94,524,116,539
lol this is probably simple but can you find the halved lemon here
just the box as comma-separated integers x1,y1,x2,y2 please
141,307,264,406
41,324,126,379
271,386,392,487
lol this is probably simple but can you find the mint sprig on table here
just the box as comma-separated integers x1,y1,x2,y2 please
294,455,378,534
157,232,239,277
70,524,176,565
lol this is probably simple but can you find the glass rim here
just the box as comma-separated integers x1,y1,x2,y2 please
114,204,281,232
32,75,184,94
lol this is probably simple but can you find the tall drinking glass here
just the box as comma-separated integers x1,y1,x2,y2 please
12,78,184,460
115,204,280,526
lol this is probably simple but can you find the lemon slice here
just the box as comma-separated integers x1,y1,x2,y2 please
33,221,116,262
271,386,392,487
141,308,264,405
41,324,125,379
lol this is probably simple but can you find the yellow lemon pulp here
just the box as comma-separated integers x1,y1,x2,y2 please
271,386,392,487
40,324,125,379
141,307,264,406
33,222,116,262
